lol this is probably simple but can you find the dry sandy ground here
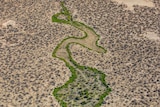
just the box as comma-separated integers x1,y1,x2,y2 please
0,0,160,107
112,0,155,10
55,25,105,66
143,31,160,41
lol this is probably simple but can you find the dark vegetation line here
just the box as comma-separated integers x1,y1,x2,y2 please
52,1,111,107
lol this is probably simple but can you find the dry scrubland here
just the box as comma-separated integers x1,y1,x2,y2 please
0,0,160,107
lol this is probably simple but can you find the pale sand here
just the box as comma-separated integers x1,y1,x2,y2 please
2,20,16,28
56,25,105,66
0,0,159,106
143,31,160,41
112,0,155,10
134,31,160,43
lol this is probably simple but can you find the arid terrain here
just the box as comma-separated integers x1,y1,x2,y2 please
0,0,160,107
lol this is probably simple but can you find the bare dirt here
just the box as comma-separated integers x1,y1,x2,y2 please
0,0,159,107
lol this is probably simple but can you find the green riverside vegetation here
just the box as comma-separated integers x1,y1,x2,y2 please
52,1,111,107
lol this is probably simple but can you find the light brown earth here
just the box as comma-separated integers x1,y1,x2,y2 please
0,0,159,107
56,26,105,66
143,31,160,41
112,0,155,10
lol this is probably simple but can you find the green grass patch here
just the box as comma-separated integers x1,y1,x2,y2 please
51,1,111,107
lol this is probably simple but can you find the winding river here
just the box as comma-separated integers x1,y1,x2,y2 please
52,2,111,107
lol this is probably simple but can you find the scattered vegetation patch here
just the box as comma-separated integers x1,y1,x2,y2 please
52,1,111,107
